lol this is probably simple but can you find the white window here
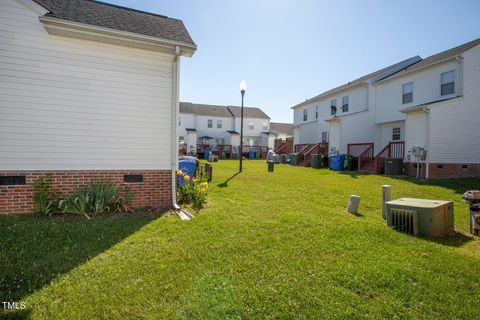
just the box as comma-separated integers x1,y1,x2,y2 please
342,96,349,112
217,120,222,129
179,136,184,142
262,122,268,131
249,122,254,130
220,138,225,145
441,70,455,96
331,99,337,115
321,131,328,142
215,138,219,143
303,109,308,121
402,82,413,104
207,119,213,128
392,127,401,141
315,105,318,119
178,116,181,126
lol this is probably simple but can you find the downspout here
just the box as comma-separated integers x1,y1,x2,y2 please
424,106,431,179
171,46,194,220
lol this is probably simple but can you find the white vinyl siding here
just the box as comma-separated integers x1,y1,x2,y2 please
0,0,174,170
405,112,427,162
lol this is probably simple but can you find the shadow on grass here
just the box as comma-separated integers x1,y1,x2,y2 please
0,308,31,320
0,212,163,302
217,172,240,188
426,232,474,247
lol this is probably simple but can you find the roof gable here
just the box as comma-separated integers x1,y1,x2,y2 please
227,106,270,119
33,0,195,46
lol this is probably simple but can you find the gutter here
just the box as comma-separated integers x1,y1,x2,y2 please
171,46,194,220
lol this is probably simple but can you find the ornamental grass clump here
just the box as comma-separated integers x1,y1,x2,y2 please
176,170,209,210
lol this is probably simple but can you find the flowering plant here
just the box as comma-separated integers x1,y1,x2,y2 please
176,170,209,210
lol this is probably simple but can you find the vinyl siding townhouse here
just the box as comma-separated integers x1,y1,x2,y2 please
0,0,196,214
179,102,289,156
292,38,480,179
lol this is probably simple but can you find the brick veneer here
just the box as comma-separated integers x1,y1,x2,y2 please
0,170,172,215
404,163,480,179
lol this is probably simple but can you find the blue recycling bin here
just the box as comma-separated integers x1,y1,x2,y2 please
178,159,197,187
204,151,210,160
248,151,256,159
330,155,346,171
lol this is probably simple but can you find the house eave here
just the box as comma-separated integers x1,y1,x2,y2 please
291,82,365,110
39,16,197,57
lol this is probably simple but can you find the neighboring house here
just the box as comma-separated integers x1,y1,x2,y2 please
178,102,271,153
292,56,422,150
0,0,196,214
261,122,294,149
291,38,480,178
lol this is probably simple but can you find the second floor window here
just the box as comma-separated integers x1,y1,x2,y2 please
402,82,413,104
315,106,318,119
217,120,222,129
249,122,254,130
342,96,349,112
331,99,337,115
392,127,401,141
207,119,213,128
263,122,268,130
303,109,308,121
441,70,455,96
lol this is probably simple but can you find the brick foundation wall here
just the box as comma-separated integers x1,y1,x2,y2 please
405,163,480,179
0,170,172,215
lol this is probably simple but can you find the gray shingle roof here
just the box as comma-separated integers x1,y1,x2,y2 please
227,106,270,119
292,56,421,109
381,38,480,81
270,122,293,136
33,0,195,46
179,102,232,118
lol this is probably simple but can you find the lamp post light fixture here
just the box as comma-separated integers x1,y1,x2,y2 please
239,80,247,172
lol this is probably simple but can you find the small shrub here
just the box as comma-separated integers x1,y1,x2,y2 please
59,181,132,219
176,170,209,211
32,174,57,215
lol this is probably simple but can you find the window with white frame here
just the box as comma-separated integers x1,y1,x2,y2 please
321,131,328,142
315,105,318,119
330,99,337,115
342,96,349,112
249,122,254,130
178,116,181,126
392,127,401,141
441,70,455,96
207,119,213,128
217,119,222,129
220,138,225,144
262,122,268,130
402,82,413,104
303,109,308,121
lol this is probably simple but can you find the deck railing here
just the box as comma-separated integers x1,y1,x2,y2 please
358,144,374,171
348,143,374,157
374,141,405,173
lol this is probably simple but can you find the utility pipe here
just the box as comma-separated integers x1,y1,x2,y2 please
171,46,193,220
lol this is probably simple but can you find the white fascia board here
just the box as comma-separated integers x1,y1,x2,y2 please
291,82,365,109
39,16,197,57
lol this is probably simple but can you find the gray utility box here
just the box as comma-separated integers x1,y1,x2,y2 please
384,158,404,175
311,154,323,169
385,198,454,237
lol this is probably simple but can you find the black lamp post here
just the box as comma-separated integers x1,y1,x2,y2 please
239,80,246,172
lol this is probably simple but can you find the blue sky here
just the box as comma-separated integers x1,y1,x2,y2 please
106,0,479,123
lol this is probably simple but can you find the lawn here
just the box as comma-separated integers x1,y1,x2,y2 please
1,161,479,319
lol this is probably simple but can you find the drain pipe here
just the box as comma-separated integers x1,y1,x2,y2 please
171,46,194,220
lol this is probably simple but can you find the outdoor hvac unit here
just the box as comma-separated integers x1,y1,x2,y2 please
384,158,404,175
385,198,454,237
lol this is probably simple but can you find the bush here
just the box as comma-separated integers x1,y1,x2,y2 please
32,174,57,215
59,181,132,219
176,170,209,210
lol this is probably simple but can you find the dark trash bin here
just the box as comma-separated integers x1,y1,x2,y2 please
268,161,274,172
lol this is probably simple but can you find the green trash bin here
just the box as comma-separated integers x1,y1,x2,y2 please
344,155,354,171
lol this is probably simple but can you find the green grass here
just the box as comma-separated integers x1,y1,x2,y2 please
1,161,480,319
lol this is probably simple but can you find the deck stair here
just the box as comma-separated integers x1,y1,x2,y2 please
358,141,405,174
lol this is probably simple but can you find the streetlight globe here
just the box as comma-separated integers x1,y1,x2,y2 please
240,80,247,92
